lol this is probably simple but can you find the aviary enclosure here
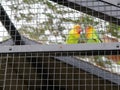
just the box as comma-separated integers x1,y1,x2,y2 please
0,0,120,90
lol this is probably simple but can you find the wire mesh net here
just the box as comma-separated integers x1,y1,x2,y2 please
0,0,120,44
0,0,120,90
0,52,120,90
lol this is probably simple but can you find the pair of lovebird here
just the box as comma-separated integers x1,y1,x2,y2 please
66,24,102,44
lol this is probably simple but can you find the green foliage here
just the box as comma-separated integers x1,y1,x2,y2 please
79,33,86,43
19,25,45,40
6,0,120,41
80,15,99,27
106,23,120,38
6,0,103,44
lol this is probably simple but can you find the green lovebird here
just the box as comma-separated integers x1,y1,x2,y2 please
85,26,105,67
85,26,102,43
66,24,82,44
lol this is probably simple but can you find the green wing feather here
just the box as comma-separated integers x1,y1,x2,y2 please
66,29,80,44
66,35,79,44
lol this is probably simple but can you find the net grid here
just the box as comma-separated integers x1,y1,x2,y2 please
0,0,120,90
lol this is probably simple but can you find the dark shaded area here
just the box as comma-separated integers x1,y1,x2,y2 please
27,57,65,90
0,54,120,90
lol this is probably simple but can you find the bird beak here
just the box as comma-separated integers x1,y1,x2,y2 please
78,29,82,33
77,29,82,34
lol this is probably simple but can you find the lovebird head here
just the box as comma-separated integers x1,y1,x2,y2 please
66,24,82,44
73,24,82,35
85,26,94,33
85,26,94,38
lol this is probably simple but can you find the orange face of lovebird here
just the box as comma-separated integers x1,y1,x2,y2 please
73,24,82,35
85,26,94,39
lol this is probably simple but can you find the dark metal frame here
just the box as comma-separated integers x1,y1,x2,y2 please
0,43,119,56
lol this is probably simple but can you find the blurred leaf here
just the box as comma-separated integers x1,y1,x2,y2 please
107,23,120,38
